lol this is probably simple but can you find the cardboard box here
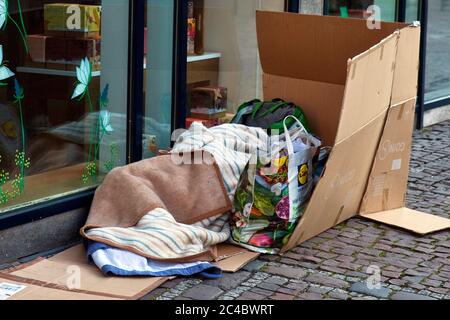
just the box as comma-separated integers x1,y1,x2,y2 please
255,11,450,253
190,86,227,109
44,3,101,34
192,0,205,55
26,34,101,71
27,35,49,66
187,18,196,55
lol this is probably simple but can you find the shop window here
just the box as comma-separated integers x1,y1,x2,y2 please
327,0,396,21
184,0,285,128
425,0,450,102
0,1,129,212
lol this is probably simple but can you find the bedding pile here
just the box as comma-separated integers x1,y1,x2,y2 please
82,123,269,278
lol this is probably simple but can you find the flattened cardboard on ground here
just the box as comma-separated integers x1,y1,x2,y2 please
360,208,450,235
213,244,259,272
2,243,258,300
0,275,120,300
255,11,450,253
6,245,169,300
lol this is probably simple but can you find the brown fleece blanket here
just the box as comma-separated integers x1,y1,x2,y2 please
80,151,232,242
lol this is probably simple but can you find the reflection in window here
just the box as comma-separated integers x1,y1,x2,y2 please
0,1,128,211
327,0,396,21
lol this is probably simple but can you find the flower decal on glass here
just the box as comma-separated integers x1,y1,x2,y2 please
71,57,92,100
0,78,31,204
0,45,14,84
70,61,116,183
100,83,109,108
0,0,8,29
0,0,29,53
99,110,113,134
13,78,30,193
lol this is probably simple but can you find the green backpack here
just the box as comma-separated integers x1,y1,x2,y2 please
231,98,311,134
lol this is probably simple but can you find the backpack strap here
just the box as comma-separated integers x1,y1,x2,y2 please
250,100,266,119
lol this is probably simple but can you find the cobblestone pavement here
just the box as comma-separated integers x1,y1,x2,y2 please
144,121,450,301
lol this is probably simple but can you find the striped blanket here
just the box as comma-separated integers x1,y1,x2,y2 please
172,123,269,200
85,124,268,261
85,208,230,260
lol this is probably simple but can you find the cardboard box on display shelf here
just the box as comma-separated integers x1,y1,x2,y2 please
44,3,101,34
2,11,449,300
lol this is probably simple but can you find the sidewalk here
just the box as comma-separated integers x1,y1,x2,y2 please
145,120,450,300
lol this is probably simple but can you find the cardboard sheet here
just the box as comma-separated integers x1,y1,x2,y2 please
256,11,406,85
213,244,259,273
361,208,450,235
9,245,169,300
0,275,120,300
361,99,416,214
283,112,388,251
2,243,258,300
391,25,421,105
334,32,397,144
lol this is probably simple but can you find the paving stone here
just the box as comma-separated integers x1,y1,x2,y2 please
422,279,443,288
305,273,349,289
389,279,408,286
391,292,437,300
270,292,295,300
264,265,307,279
203,271,251,291
243,260,267,272
328,291,350,300
308,286,332,295
296,292,324,300
256,282,281,291
266,276,288,286
382,270,402,279
249,287,273,297
183,285,223,300
285,281,309,292
277,287,303,296
319,265,348,274
349,282,392,299
237,291,265,300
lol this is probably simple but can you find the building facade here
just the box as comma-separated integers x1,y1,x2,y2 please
0,0,447,263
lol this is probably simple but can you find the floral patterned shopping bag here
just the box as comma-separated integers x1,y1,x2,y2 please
231,116,321,254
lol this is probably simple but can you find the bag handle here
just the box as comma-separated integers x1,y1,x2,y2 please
283,115,308,154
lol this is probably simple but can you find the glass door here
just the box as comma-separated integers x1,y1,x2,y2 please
0,1,129,212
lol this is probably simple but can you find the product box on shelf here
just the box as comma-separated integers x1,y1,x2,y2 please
187,18,196,55
187,0,204,55
26,34,101,71
44,3,101,35
189,86,227,119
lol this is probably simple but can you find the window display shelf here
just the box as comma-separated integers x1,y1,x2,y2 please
16,52,222,78
16,67,102,77
187,52,222,63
